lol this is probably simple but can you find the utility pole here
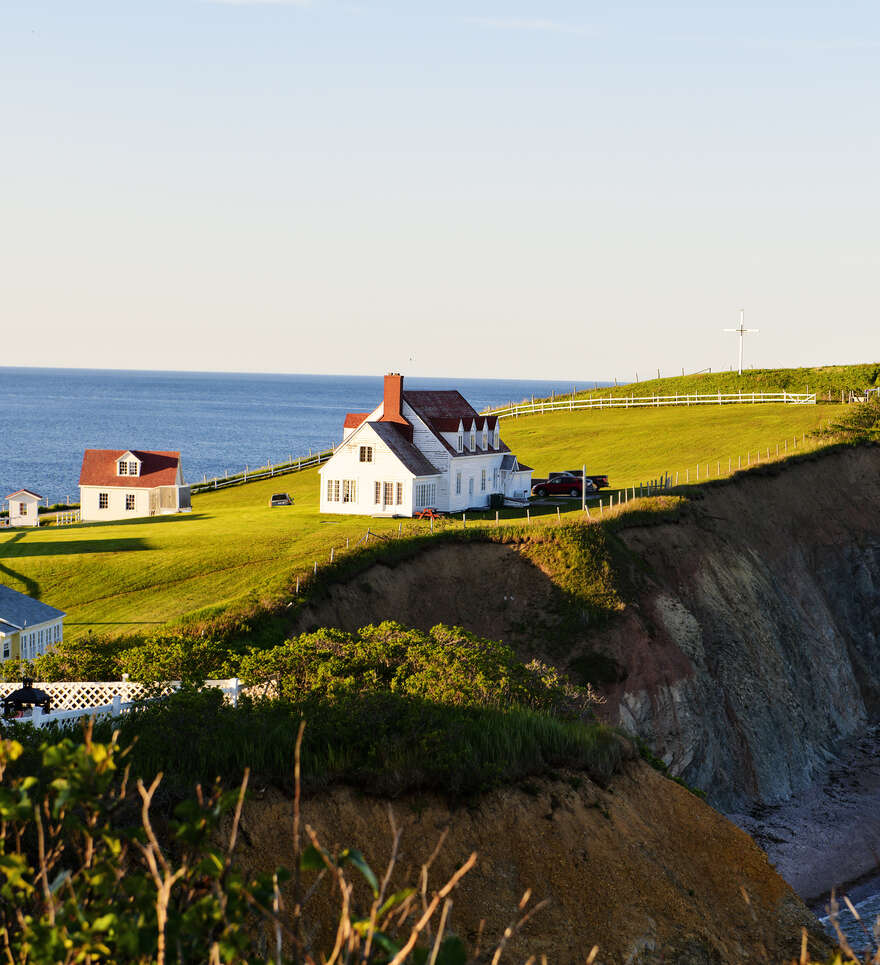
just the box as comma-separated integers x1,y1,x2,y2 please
722,309,759,376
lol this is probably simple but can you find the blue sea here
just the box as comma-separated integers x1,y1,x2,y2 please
0,368,610,505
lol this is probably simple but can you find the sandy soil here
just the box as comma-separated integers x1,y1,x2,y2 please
233,760,830,964
728,725,880,906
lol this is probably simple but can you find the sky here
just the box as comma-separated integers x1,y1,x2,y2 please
2,1,878,380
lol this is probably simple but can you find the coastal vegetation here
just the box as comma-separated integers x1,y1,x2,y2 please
9,622,623,799
0,731,497,964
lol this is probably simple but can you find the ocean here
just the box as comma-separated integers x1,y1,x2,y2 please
0,367,608,505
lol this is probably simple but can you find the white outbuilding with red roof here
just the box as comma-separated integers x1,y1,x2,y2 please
4,490,42,528
78,450,191,522
319,374,532,517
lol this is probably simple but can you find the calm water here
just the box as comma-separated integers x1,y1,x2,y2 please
0,367,610,504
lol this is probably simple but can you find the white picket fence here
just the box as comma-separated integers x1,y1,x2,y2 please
0,677,241,729
483,390,817,419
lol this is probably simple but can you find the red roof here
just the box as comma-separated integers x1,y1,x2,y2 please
79,450,181,488
6,489,41,500
343,412,370,430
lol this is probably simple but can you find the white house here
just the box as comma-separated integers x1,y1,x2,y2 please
0,584,65,663
4,490,41,528
319,373,532,517
78,449,191,522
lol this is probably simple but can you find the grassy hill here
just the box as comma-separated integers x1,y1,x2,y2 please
0,401,842,642
516,363,880,407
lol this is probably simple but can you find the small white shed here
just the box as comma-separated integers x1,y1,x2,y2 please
5,490,41,528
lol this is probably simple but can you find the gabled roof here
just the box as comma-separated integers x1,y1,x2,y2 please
500,454,533,472
79,450,181,489
343,413,370,430
367,422,441,477
0,584,65,630
6,489,41,500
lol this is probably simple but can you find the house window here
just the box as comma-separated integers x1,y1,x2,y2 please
19,503,26,516
457,433,463,452
482,429,488,449
98,492,109,509
125,494,136,511
481,469,487,492
494,426,500,448
374,481,381,504
359,446,373,463
383,482,394,505
55,624,61,641
342,480,357,503
468,477,474,498
129,461,139,476
118,461,128,475
396,482,403,505
326,480,341,502
470,430,476,450
415,482,436,508
455,472,461,495
2,638,8,659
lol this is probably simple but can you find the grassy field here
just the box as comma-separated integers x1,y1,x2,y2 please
0,402,842,639
516,362,880,407
500,402,836,482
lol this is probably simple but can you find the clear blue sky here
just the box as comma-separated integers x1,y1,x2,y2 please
3,1,877,379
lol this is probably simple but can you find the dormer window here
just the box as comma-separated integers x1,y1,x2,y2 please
118,459,139,477
469,428,476,450
118,461,128,475
493,425,500,448
482,427,488,449
457,432,463,453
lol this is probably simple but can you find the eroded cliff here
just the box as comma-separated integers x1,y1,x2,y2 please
293,446,880,810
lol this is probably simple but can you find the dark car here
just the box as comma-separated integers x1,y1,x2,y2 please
269,493,293,507
561,470,609,489
531,474,597,498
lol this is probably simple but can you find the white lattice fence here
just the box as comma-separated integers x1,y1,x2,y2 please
1,678,240,728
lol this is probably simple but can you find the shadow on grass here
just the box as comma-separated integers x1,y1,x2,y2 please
0,537,151,558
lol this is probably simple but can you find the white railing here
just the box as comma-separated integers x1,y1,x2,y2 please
483,390,817,418
1,677,240,729
190,449,334,495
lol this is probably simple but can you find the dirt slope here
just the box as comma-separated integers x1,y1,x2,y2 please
235,760,828,964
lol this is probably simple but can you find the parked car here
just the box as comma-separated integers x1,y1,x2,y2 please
560,471,609,489
269,493,293,506
531,474,598,498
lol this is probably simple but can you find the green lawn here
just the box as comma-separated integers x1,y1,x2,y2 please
0,403,841,639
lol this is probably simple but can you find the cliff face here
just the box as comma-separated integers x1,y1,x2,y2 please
235,762,828,964
294,446,880,811
597,446,880,808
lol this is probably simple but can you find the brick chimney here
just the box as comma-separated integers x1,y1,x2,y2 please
380,373,408,427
